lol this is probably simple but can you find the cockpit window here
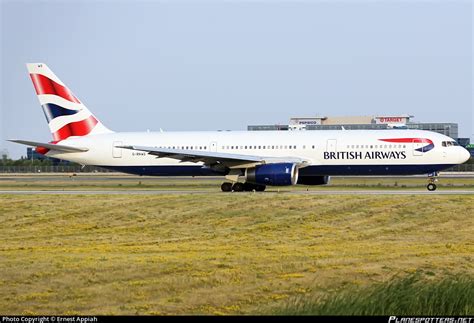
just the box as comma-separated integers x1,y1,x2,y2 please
442,141,459,147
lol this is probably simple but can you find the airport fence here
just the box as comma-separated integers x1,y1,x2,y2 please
0,164,473,173
0,165,113,173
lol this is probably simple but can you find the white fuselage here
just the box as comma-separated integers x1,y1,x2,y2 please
45,129,470,177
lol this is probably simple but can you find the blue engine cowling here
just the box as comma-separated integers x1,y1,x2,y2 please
245,163,298,186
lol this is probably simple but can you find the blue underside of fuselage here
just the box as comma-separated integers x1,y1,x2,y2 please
98,164,456,177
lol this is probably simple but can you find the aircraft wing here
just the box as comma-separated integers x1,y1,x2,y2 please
8,139,89,153
119,145,310,169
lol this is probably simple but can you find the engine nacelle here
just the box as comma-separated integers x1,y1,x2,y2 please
245,163,299,186
297,175,330,186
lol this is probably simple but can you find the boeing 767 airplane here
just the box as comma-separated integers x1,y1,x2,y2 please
9,63,471,191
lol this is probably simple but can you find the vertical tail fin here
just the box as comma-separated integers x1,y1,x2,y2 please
27,63,113,142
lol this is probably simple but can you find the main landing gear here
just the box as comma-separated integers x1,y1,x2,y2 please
427,172,438,191
221,182,266,192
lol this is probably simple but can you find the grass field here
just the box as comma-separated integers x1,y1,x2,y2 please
277,273,473,315
0,193,472,315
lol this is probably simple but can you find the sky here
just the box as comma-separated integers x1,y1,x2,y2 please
1,0,472,159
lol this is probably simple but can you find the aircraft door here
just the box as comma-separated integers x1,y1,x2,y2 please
113,141,123,158
210,141,218,152
412,139,423,156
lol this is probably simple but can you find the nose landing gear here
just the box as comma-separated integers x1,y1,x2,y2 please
427,172,438,191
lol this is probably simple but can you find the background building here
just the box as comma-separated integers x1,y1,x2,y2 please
0,149,9,160
26,147,71,166
248,114,469,146
26,147,47,161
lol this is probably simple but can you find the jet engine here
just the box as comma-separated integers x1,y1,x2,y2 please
245,163,298,186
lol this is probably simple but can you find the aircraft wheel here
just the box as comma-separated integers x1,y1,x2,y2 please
232,182,245,192
221,182,233,192
243,183,256,191
427,183,437,191
255,184,266,192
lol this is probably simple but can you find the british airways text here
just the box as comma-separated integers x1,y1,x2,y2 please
324,151,407,160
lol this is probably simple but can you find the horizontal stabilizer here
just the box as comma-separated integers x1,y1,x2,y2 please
8,139,89,153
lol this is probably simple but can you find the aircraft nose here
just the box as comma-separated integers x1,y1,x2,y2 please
460,147,471,164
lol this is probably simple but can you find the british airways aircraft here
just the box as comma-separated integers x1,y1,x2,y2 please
9,63,471,192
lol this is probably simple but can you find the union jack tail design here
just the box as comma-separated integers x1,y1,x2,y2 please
27,63,113,142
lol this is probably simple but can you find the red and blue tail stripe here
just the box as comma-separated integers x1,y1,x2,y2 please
51,115,98,142
41,103,80,123
30,73,81,104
